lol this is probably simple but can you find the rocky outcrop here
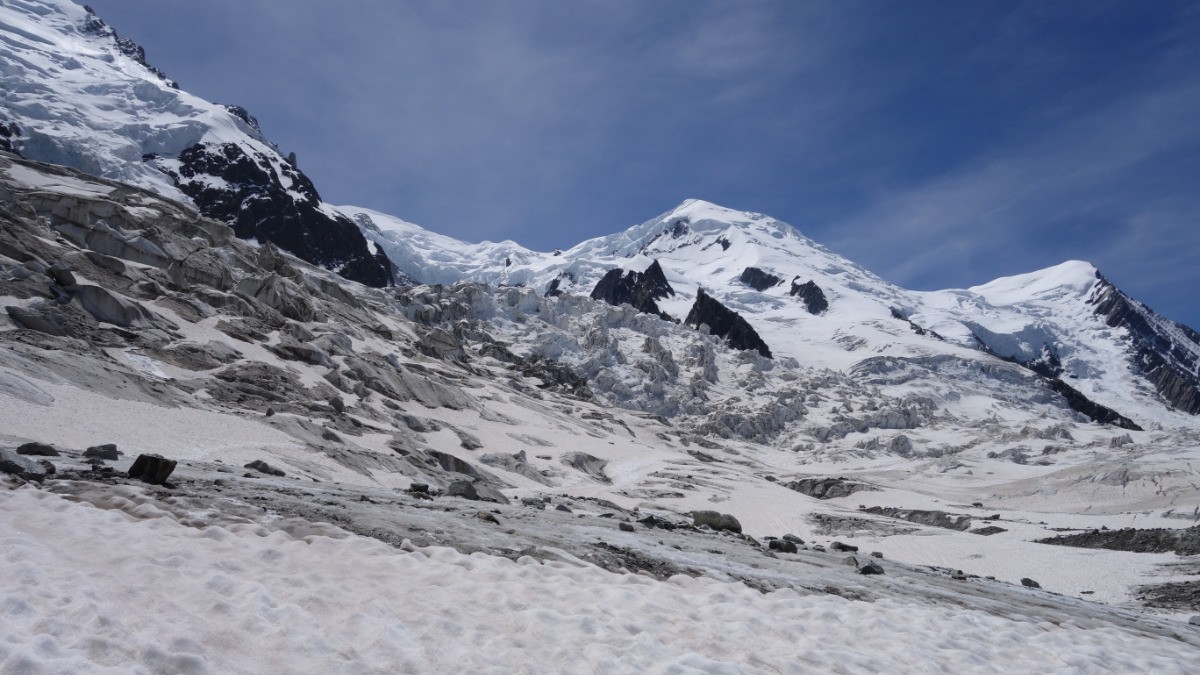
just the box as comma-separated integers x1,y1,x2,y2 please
790,279,828,314
161,142,395,288
1038,526,1200,556
590,260,675,320
784,477,877,500
1045,377,1142,431
861,506,971,531
0,121,19,155
1090,274,1200,415
739,267,782,291
684,289,772,358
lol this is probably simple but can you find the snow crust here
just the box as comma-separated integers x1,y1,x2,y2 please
3,483,1197,674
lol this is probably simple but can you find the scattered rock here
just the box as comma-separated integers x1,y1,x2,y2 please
408,483,430,494
952,570,968,580
692,510,742,533
555,504,572,513
971,526,1008,536
782,534,805,545
475,511,500,525
84,444,120,460
870,551,883,559
1021,578,1041,589
329,396,346,413
830,541,858,552
244,460,285,477
127,453,176,485
859,561,885,575
842,556,860,567
16,442,59,457
619,522,635,532
768,539,798,554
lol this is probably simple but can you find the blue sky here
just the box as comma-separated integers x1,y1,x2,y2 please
85,0,1200,328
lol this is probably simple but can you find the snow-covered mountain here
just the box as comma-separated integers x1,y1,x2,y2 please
3,3,1200,668
353,198,1200,432
0,0,393,286
3,1,1195,431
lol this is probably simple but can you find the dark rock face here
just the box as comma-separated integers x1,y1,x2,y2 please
790,279,828,315
81,6,178,88
1038,525,1200,556
739,267,782,291
161,142,395,288
590,260,675,320
1090,274,1200,415
1045,377,1142,431
0,120,19,155
684,289,772,358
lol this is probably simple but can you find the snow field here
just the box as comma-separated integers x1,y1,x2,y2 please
2,484,1197,674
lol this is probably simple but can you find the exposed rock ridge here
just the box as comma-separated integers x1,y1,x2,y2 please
790,279,829,315
739,267,782,291
1090,274,1200,415
1044,377,1142,431
590,260,675,320
684,289,772,358
159,142,395,288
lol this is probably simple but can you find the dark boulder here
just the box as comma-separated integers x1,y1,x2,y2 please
618,522,636,532
739,267,782,291
16,442,59,457
244,460,285,477
768,538,798,553
84,444,120,461
790,279,829,315
1020,577,1041,589
859,561,885,575
127,454,176,485
830,541,858,552
692,510,742,533
590,260,676,320
446,480,480,501
684,289,772,358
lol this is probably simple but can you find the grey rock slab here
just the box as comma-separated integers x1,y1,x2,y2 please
0,448,47,479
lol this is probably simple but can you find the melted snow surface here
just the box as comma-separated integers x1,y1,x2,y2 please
2,484,1197,674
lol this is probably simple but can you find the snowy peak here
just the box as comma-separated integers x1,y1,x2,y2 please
0,0,394,287
968,260,1100,306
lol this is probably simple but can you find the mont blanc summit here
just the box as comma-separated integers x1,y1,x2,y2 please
2,1,1200,671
